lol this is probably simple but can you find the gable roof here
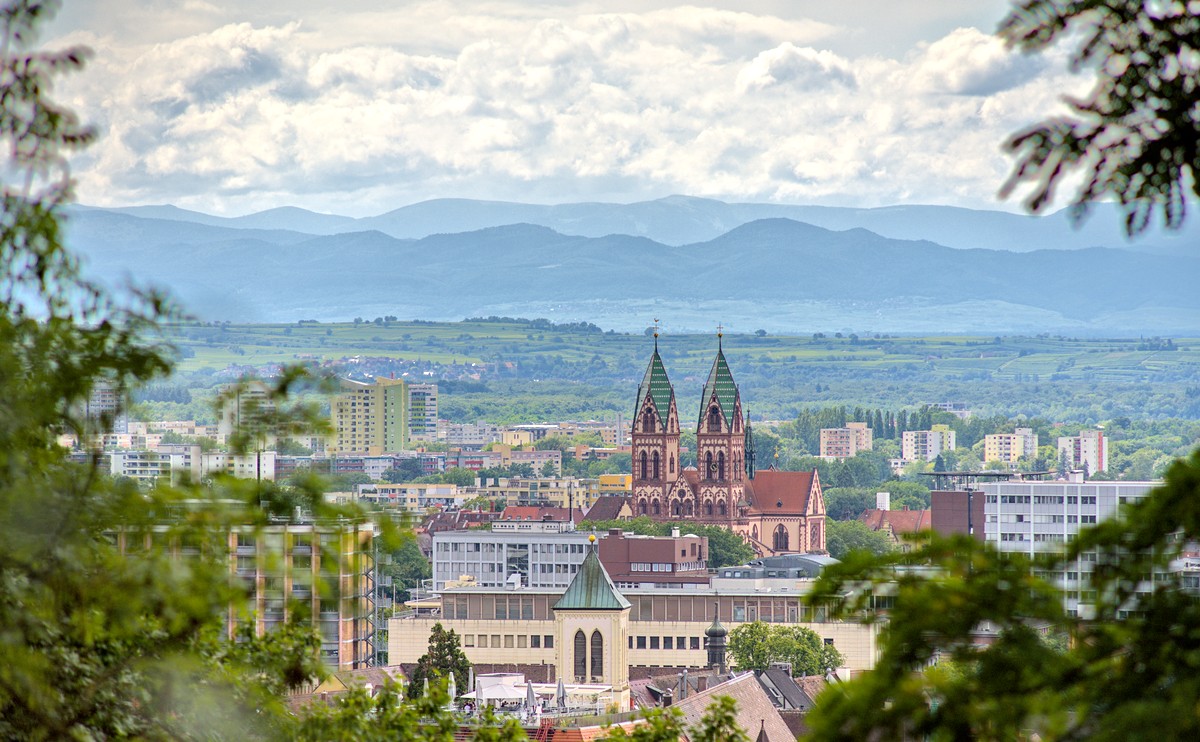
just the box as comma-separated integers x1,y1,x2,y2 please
746,470,817,515
698,345,739,429
634,344,676,428
500,506,584,524
553,543,631,611
584,496,634,522
858,508,932,534
672,673,794,742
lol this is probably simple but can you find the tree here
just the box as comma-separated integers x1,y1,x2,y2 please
384,536,432,602
824,520,894,559
999,0,1200,233
407,623,472,699
727,622,844,675
805,450,1200,740
384,458,426,483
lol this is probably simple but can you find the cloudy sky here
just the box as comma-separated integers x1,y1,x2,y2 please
46,1,1088,217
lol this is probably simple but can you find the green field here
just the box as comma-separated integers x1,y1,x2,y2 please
151,319,1200,426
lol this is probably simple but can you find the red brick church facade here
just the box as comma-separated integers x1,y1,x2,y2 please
630,335,826,556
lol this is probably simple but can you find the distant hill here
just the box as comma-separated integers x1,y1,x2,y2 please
76,195,1200,253
63,210,1200,333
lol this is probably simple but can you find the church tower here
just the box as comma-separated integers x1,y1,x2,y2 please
630,331,680,518
553,535,631,709
695,332,745,525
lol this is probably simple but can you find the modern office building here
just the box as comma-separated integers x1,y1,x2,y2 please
980,479,1158,616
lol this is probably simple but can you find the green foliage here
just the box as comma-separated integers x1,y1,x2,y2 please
407,623,472,700
824,520,895,560
384,535,432,601
727,622,843,675
999,0,1200,233
297,681,525,742
806,450,1200,740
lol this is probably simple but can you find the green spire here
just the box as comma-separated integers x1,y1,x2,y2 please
634,339,675,428
553,540,631,611
698,338,739,429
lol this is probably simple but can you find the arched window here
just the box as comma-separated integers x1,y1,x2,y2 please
686,501,694,516
669,454,675,474
574,630,587,681
590,630,604,681
707,407,722,433
718,500,727,517
704,501,713,516
640,451,648,480
652,500,661,516
810,522,822,550
652,451,660,480
718,451,725,481
773,525,789,552
752,525,759,541
705,452,714,480
642,410,655,433
672,501,681,516
638,500,648,516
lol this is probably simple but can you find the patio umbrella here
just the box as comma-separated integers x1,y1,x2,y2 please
556,677,567,708
448,673,457,706
525,682,536,710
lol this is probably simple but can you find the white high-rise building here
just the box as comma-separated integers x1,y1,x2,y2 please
1058,430,1108,474
982,480,1157,617
901,425,956,463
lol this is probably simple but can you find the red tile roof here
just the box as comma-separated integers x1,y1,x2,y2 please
858,508,932,534
672,673,794,742
745,470,818,516
499,506,584,524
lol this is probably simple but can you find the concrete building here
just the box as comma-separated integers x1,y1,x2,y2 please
984,427,1039,465
216,379,275,446
437,420,503,448
389,566,879,677
980,479,1158,616
331,377,438,454
901,425,956,463
461,475,597,510
820,422,873,460
431,524,709,591
119,515,376,670
1058,430,1108,474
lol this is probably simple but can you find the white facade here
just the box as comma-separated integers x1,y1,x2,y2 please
407,383,439,443
982,480,1158,616
901,426,956,462
432,529,592,590
1058,430,1108,474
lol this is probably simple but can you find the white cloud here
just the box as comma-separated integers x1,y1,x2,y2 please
49,2,1085,216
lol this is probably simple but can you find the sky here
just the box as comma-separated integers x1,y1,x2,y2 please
45,1,1090,217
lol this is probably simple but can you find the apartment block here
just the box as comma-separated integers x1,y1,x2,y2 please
819,422,873,460
216,379,276,446
984,427,1038,464
1058,430,1108,474
330,377,438,454
901,424,956,462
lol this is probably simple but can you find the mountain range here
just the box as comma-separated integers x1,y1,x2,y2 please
62,199,1200,334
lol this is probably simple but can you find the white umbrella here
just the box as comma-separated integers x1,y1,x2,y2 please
556,677,567,708
423,677,429,697
447,673,457,709
525,682,536,709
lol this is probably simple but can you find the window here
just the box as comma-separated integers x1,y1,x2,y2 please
690,637,700,650
574,631,587,681
708,407,722,433
531,635,541,648
664,636,674,650
544,635,554,649
678,636,687,650
650,636,660,649
478,635,488,648
590,630,604,681
465,635,475,647
652,451,660,480
636,636,647,649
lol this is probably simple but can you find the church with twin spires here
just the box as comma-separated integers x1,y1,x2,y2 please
630,332,826,556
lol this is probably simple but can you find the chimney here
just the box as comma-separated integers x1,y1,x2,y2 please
671,527,680,538
876,492,890,511
661,688,673,707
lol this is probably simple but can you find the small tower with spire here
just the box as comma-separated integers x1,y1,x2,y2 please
705,601,728,675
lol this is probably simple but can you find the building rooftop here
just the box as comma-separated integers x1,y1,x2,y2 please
552,541,631,611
